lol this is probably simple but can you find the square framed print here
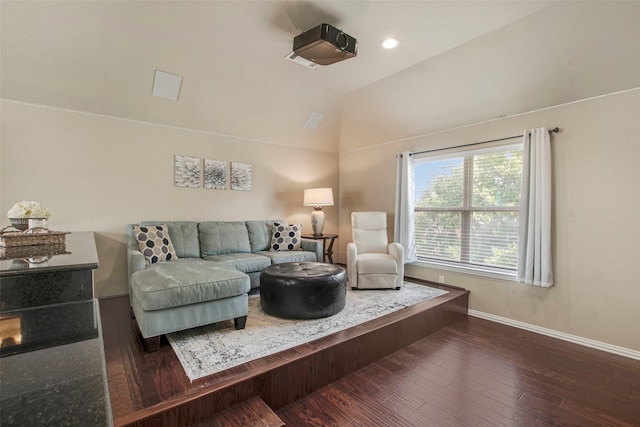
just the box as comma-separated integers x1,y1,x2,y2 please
230,162,252,191
204,159,227,190
174,155,201,188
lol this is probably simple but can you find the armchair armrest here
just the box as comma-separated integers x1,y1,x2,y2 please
347,242,358,288
388,242,405,288
388,242,404,262
301,238,323,263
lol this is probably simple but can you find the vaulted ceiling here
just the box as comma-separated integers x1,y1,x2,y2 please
2,1,639,153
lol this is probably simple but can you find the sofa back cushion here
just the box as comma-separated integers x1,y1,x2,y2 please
246,220,285,252
140,221,200,258
199,221,251,256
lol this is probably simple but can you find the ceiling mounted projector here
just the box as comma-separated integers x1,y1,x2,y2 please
293,23,357,66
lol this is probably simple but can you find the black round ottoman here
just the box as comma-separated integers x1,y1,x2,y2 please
260,262,347,319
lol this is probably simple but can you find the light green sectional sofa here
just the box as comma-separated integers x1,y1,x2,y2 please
126,220,322,351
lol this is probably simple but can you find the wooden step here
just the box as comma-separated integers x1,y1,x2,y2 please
191,396,284,427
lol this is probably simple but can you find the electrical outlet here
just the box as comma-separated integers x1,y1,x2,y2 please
438,275,445,283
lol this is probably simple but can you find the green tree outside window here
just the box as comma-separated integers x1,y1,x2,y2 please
414,148,522,270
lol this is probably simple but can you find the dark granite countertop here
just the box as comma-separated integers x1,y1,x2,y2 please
0,231,99,276
0,232,112,425
0,300,112,426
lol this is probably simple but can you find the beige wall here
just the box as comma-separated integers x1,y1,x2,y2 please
0,101,339,297
338,89,640,352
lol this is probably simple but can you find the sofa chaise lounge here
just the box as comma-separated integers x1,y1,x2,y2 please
126,220,322,351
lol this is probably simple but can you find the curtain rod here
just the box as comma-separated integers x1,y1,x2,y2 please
408,127,560,157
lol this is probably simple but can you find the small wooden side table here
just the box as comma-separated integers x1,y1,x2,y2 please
302,234,338,264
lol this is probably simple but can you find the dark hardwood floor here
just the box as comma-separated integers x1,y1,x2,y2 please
100,280,639,427
100,281,468,426
276,315,640,427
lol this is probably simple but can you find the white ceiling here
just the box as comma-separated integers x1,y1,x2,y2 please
4,1,637,153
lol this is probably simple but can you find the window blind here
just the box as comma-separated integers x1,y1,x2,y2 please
414,143,522,271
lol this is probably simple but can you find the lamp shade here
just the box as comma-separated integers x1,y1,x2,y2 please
303,188,334,207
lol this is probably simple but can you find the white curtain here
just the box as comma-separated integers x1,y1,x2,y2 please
394,151,417,263
518,128,553,287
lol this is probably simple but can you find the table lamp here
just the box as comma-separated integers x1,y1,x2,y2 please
303,188,334,236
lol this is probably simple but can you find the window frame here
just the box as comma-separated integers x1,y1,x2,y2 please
413,142,522,280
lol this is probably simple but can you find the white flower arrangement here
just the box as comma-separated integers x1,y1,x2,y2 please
7,201,51,219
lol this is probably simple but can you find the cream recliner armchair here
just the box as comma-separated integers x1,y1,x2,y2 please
347,211,405,290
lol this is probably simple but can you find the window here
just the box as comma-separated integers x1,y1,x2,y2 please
414,143,522,273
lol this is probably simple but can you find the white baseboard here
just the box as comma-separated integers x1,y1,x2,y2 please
467,309,640,361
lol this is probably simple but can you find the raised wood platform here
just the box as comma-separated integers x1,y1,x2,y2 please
100,280,468,427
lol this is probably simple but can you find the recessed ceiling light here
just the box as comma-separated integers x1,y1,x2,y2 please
381,38,400,49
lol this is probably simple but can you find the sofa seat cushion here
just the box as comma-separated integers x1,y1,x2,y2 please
131,259,250,311
202,253,271,273
356,253,398,274
258,250,317,264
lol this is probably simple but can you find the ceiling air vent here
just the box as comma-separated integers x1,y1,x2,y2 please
285,52,320,69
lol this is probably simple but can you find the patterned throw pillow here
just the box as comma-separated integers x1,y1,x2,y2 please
270,223,302,251
133,224,179,265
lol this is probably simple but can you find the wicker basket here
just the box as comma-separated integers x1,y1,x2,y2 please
0,227,69,248
0,243,69,260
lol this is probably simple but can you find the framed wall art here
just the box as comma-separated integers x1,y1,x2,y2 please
174,155,201,188
204,159,227,190
230,162,252,191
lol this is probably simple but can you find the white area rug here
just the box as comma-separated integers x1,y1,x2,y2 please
167,282,448,381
